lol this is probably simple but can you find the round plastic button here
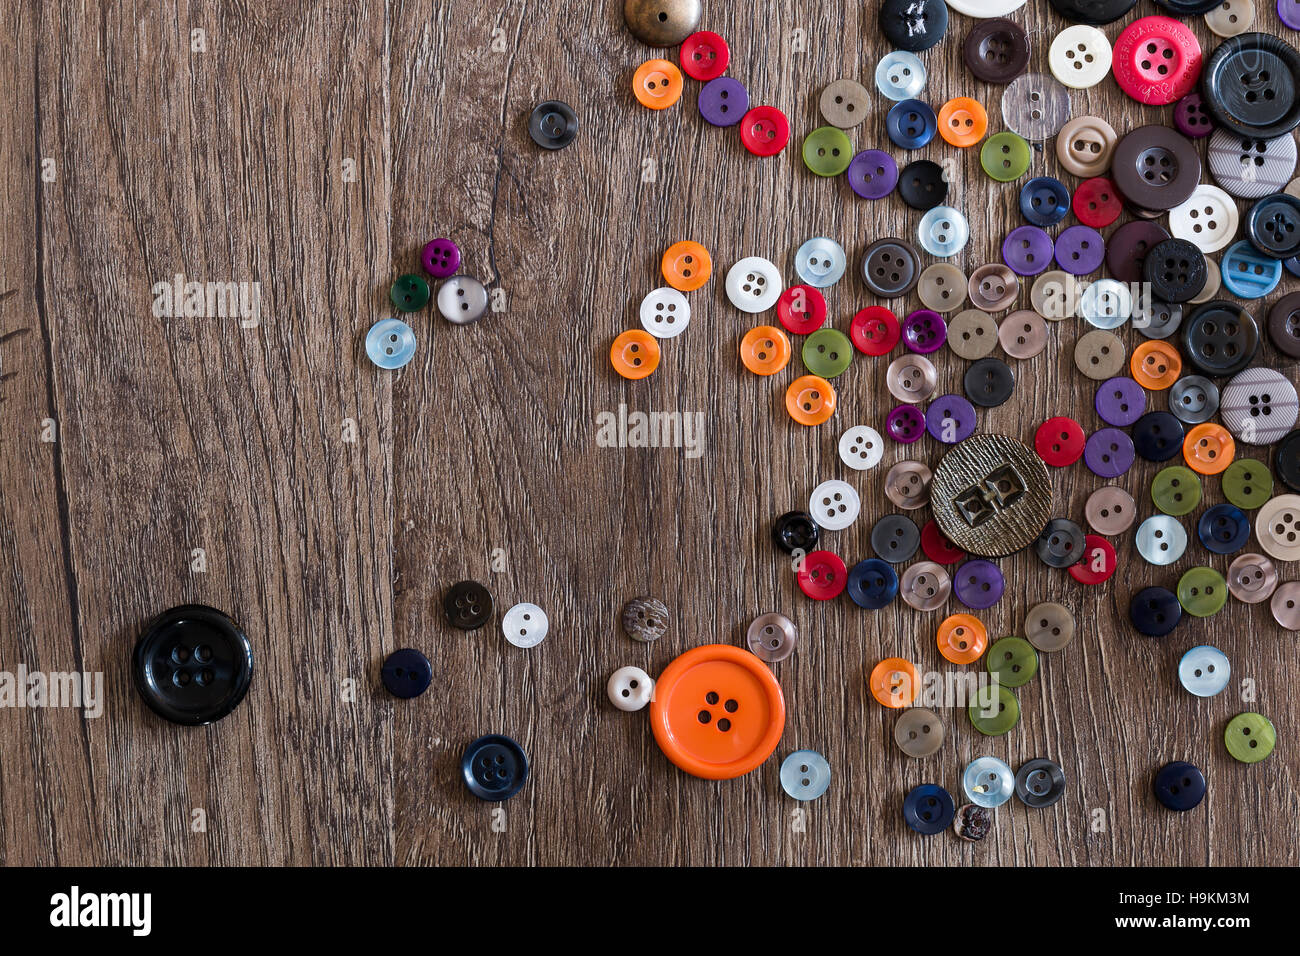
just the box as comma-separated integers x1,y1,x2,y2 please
1016,759,1066,808
1112,16,1202,106
1002,227,1054,277
739,105,790,156
365,318,417,370
461,734,528,801
1220,368,1299,445
898,161,949,211
1154,761,1206,812
1134,410,1185,461
949,0,1028,16
1056,116,1118,177
1069,534,1117,585
963,756,1015,808
1224,712,1276,763
809,479,859,531
1001,73,1071,140
1050,25,1112,89
747,613,798,663
887,99,937,151
679,29,728,80
1130,343,1181,393
861,238,922,296
922,520,967,565
1198,503,1250,554
773,512,819,555
968,264,1019,312
980,132,1031,182
389,274,429,312
1277,431,1300,491
1174,92,1215,138
1079,279,1132,330
1035,417,1086,467
895,708,945,758
1133,298,1183,340
421,237,460,278
1095,377,1146,427
1036,517,1086,569
528,101,578,149
886,354,937,404
1072,177,1122,230
1086,427,1136,478
1130,586,1182,635
964,17,1030,84
132,605,254,725
986,636,1038,687
847,149,899,200
925,394,976,444
937,613,989,665
875,51,927,101
802,126,853,176
1086,486,1137,535
903,784,956,834
662,240,712,291
969,684,1020,736
1054,226,1106,276
639,287,691,338
1143,239,1207,304
1184,423,1235,475
1152,465,1202,516
780,751,831,801
1268,292,1300,358
786,375,837,426
1272,579,1300,627
1227,551,1278,603
903,309,948,354
798,550,848,600
698,76,747,127
622,597,669,643
1182,302,1260,378
1207,129,1297,200
948,310,998,360
954,560,1005,610
1222,459,1274,510
1074,329,1125,380
1026,601,1075,651
381,648,431,699
1169,375,1220,426
1220,242,1283,299
740,325,792,376
1112,126,1202,211
777,285,827,335
918,263,968,313
1201,32,1300,139
1179,645,1230,695
964,356,1016,407
1020,177,1071,227
900,562,951,611
1177,566,1229,616
1281,0,1300,29
1255,493,1300,561
880,0,948,52
848,559,900,610
1245,192,1300,259
1109,222,1171,285
726,256,783,312
608,666,655,711
851,306,900,356
917,206,969,258
610,329,660,380
632,58,684,109
871,514,921,564
445,580,494,630
870,657,920,709
1031,271,1082,321
502,602,548,648
802,328,853,379
885,461,932,510
820,78,871,128
839,425,884,472
937,97,988,148
1206,0,1255,37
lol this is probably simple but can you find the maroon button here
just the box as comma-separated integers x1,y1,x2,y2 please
1105,221,1170,284
963,18,1030,84
1110,125,1202,211
1072,177,1123,229
921,519,967,565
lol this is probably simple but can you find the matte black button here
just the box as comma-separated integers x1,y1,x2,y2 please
963,18,1029,85
898,160,949,211
773,510,820,554
1133,411,1185,462
528,101,578,150
1274,430,1300,491
381,648,432,698
871,514,921,564
1142,238,1207,303
1201,33,1300,140
1111,126,1201,211
461,733,529,801
963,356,1015,408
1181,300,1261,378
132,604,254,726
1015,758,1066,808
623,0,701,46
1049,0,1136,23
1129,586,1182,636
861,237,922,296
444,580,494,630
1269,292,1300,358
880,0,948,53
1153,760,1206,812
1246,193,1300,259
1035,518,1085,569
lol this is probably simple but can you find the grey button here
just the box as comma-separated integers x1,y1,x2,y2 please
621,597,668,642
437,275,489,324
894,707,945,757
1169,374,1220,424
746,613,798,662
1025,601,1074,652
1219,367,1300,445
900,561,951,611
885,461,932,510
872,514,921,564
1073,329,1125,380
861,238,921,297
1207,129,1298,199
1132,297,1183,340
948,309,999,359
928,434,1053,557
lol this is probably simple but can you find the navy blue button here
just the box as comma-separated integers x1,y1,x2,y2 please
1019,177,1071,227
886,99,937,150
381,648,432,698
462,734,529,801
1129,586,1182,636
903,783,955,834
1197,504,1250,555
847,558,899,609
1153,760,1206,812
132,604,255,726
1132,411,1185,462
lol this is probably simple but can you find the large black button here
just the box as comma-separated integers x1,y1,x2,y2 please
1274,430,1300,492
880,0,948,53
528,101,578,150
1049,0,1136,23
132,604,254,725
1245,193,1300,259
1268,292,1300,358
461,734,529,801
1035,518,1085,569
861,237,922,296
963,356,1016,408
1133,411,1185,462
444,580,494,629
1181,301,1260,378
898,160,949,211
1201,33,1300,140
1130,587,1182,636
962,18,1029,85
381,648,432,698
1142,238,1207,303
773,510,820,554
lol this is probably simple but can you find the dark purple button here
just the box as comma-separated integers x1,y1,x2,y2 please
848,149,899,200
1173,93,1214,139
422,238,461,278
1095,377,1146,427
954,559,1005,610
698,77,748,127
1280,0,1300,31
1083,427,1136,478
1105,221,1170,285
903,309,947,354
925,394,977,444
886,404,926,443
1002,226,1054,276
1054,226,1105,276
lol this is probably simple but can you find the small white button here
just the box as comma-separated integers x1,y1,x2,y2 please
794,237,847,288
1178,646,1230,697
502,603,548,648
1169,185,1240,253
638,287,691,338
607,666,654,711
725,256,783,313
1049,25,1112,90
838,425,884,471
809,479,860,531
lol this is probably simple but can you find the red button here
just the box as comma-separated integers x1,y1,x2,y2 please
740,106,790,157
1068,535,1117,585
777,284,828,335
679,31,729,82
797,550,847,600
921,519,966,565
850,306,901,356
1035,417,1086,467
1112,16,1202,106
1072,177,1122,229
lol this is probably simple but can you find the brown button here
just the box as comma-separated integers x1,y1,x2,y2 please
623,0,701,46
1056,116,1118,178
1110,125,1202,210
894,707,945,758
1227,553,1279,605
968,264,1020,312
1255,494,1300,562
819,78,871,129
885,460,933,510
1085,486,1136,535
746,612,798,662
948,309,999,360
622,596,669,642
886,354,938,404
963,18,1030,84
918,263,968,313
998,309,1047,360
1025,601,1074,652
900,561,952,611
1074,329,1125,380
1269,580,1300,630
1188,256,1221,304
1268,291,1300,359
1030,270,1082,321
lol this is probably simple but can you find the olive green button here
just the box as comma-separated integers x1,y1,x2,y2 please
802,328,853,378
1151,465,1202,516
1177,566,1228,617
1221,458,1274,510
390,274,430,312
980,132,1031,182
802,126,853,177
969,685,1019,736
985,636,1038,687
1224,712,1276,763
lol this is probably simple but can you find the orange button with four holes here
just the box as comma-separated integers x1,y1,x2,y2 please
649,644,786,780
1184,423,1235,475
633,59,683,109
938,97,988,147
785,374,836,425
936,614,989,665
740,325,792,375
870,657,920,709
1130,341,1182,390
661,240,712,291
610,329,661,379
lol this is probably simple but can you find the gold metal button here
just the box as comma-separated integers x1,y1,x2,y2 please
624,0,702,47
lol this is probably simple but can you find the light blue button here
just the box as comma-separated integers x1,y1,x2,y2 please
1135,514,1187,566
794,237,847,288
780,749,831,800
963,756,1015,808
365,318,417,369
1079,279,1132,330
917,206,969,258
875,51,927,101
1178,645,1230,697
1220,241,1283,299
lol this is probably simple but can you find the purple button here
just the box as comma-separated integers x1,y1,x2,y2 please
1280,0,1300,31
903,309,947,354
422,238,461,278
1054,225,1105,276
886,404,926,443
953,559,1004,610
1095,377,1146,427
1001,226,1054,277
1083,427,1136,478
698,77,748,127
1173,93,1214,139
925,394,976,444
848,150,899,200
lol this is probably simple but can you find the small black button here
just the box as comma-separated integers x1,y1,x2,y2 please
773,510,820,554
1274,430,1300,492
381,648,432,698
898,160,949,210
1201,33,1300,140
528,100,578,150
962,18,1029,85
444,580,494,630
1133,411,1185,462
1130,586,1182,636
964,356,1015,408
132,604,253,726
1153,760,1206,812
1034,518,1085,569
1142,238,1207,303
1015,758,1066,808
1049,0,1137,23
461,733,529,801
1181,300,1261,378
1246,193,1300,259
880,0,948,53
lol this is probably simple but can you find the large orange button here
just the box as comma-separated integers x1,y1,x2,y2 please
650,644,786,780
936,613,988,665
610,329,660,379
633,59,683,110
1183,423,1235,475
869,657,920,709
785,374,836,425
662,240,712,291
740,325,791,375
1130,341,1182,390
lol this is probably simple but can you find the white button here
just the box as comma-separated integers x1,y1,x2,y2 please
1169,185,1240,253
1220,368,1300,444
725,256,783,313
638,287,691,338
502,603,548,647
1049,26,1112,90
809,479,860,531
1078,279,1132,330
1135,515,1188,566
1205,0,1254,38
1178,646,1230,697
607,666,654,711
1256,494,1300,562
947,0,1026,14
794,237,846,288
1208,129,1298,199
838,425,884,471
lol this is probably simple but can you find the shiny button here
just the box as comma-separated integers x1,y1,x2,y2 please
1271,580,1300,628
1201,32,1300,139
1206,0,1255,37
925,394,976,444
462,734,529,801
1136,514,1188,565
772,512,819,556
1132,297,1183,340
631,58,683,110
1015,759,1066,808
861,238,922,297
921,520,967,564
1073,177,1123,229
698,76,747,126
1224,712,1276,764
786,375,836,426
1086,486,1137,535
1220,242,1283,299
1255,494,1300,561
1050,25,1112,89
802,127,853,176
365,318,417,370
610,329,661,380
390,274,429,312
1056,116,1118,177
1055,225,1106,276
1245,192,1300,259
887,99,938,150
876,51,928,101
964,17,1030,84
1002,226,1054,277
1169,184,1239,253
802,328,853,379
918,263,968,313
820,78,871,127
847,559,900,610
917,206,969,258
445,581,493,629
797,551,848,601
132,605,254,725
895,707,945,758
1268,292,1300,358
747,613,798,663
1084,427,1136,478
880,0,948,52
900,562,951,611
1130,341,1181,390
437,275,488,324
937,613,989,665
963,756,1015,808
1025,602,1075,652
1112,126,1202,212
1183,423,1235,475
885,461,932,509
1036,518,1085,569
870,657,920,709
1198,504,1250,555
1031,270,1082,321
781,750,831,800
929,433,1052,558
1207,130,1297,200
1035,417,1086,467
1178,645,1230,696
794,237,847,288
1001,72,1071,140
839,425,884,471
850,306,899,356
623,0,700,46
964,356,1016,407
937,97,989,147
903,784,956,834
980,132,1031,181
968,264,1019,312
381,648,431,699
1168,375,1220,425
528,101,578,149
986,636,1038,687
1154,761,1206,812
1130,586,1182,636
1220,368,1300,445
887,405,927,444
969,684,1019,736
662,240,712,291
998,310,1047,360
1227,552,1278,603
886,354,937,404
608,665,655,711
421,238,460,278
1134,411,1185,461
740,325,792,376
639,287,691,338
1069,534,1117,585
726,256,782,312
848,150,899,200
871,514,921,564
1151,464,1201,515
948,310,998,360
903,309,948,355
1078,279,1131,330
679,30,728,80
1177,566,1228,617
502,603,548,648
777,284,827,335
808,479,859,531
1095,377,1146,427
622,596,669,642
954,559,1005,610
1112,15,1202,106
1020,177,1072,228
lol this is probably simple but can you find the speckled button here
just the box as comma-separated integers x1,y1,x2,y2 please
1036,518,1086,568
1131,586,1183,635
1112,15,1202,106
1220,368,1299,445
887,405,927,443
1178,566,1229,616
948,310,999,359
1256,493,1300,561
886,354,937,404
886,461,932,510
872,514,921,564
895,707,945,758
954,560,1005,610
1182,301,1260,378
747,612,798,662
1225,712,1275,763
1002,226,1054,277
1079,279,1132,330
1154,761,1206,812
964,17,1031,84
1086,486,1137,535
968,264,1020,312
1108,221,1170,284
622,596,670,642
963,756,1015,808
1134,411,1186,461
1136,514,1188,565
839,425,885,472
1271,579,1300,628
1074,329,1125,380
861,238,921,297
926,394,977,444
1152,465,1202,516
1025,601,1074,651
1030,271,1082,321
900,561,952,611
1111,126,1202,211
880,0,949,52
1056,116,1118,177
1208,129,1298,199
918,264,968,313
1055,226,1106,276
1001,72,1071,140
875,50,927,101
820,78,871,128
998,310,1047,360
809,479,860,531
964,356,1016,407
1015,758,1066,808
1228,552,1278,603
1095,378,1146,427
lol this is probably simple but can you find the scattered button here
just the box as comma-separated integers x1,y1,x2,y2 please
623,0,700,46
1143,239,1207,304
1276,431,1300,491
1182,301,1260,377
798,551,848,601
1255,493,1300,561
1069,534,1117,585
839,425,884,472
437,275,489,324
948,310,999,360
930,433,1052,557
918,263,968,313
1227,551,1279,603
1001,72,1071,140
662,239,712,291
917,206,969,258
528,101,578,149
1153,760,1206,811
802,126,853,176
886,461,932,510
900,561,951,611
895,708,945,758
622,596,670,642
964,17,1030,84
1112,126,1202,211
1020,177,1072,227
1220,241,1283,299
920,521,967,567
986,635,1038,687
875,50,928,101
739,105,790,157
880,0,948,52
1245,192,1300,259
963,756,1015,808
1031,270,1082,321
1269,292,1300,359
1015,758,1066,808
1198,503,1251,555
964,356,1016,407
1086,486,1137,535
887,405,927,443
1133,410,1185,461
1026,601,1075,651
954,559,1005,610
773,512,820,555
1137,514,1189,566
1152,464,1202,516
365,318,417,370
870,657,920,708
445,581,493,630
632,58,684,110
747,613,798,663
1222,458,1274,510
390,274,429,312
1271,579,1300,628
871,514,921,564
780,750,831,801
980,132,1031,182
1095,377,1146,427
726,256,783,312
1112,15,1202,106
968,264,1019,311
937,96,989,148
1178,565,1229,616
421,238,461,278
1056,115,1118,177
848,558,900,609
847,149,900,200
887,99,938,150
937,613,989,665
903,784,956,834
132,604,254,725
902,308,948,354
502,602,548,648
1206,0,1255,37
1184,423,1236,475
1074,329,1125,380
381,648,432,699
1002,227,1054,277
898,161,949,211
1035,518,1085,569
969,684,1020,735
639,287,691,338
1108,221,1170,284
861,238,923,295
925,393,976,444
820,78,871,128
1050,25,1112,89
776,285,827,336
1207,129,1297,199
608,665,655,711
679,30,729,81
1224,712,1276,763
1079,279,1132,330
802,328,853,379
1055,225,1106,276
1220,368,1299,445
1133,297,1184,340
1201,32,1300,139
1178,645,1230,695
461,734,529,801
610,329,661,380
698,76,748,126
1130,585,1183,635
850,306,900,356
740,325,792,376
886,354,937,404
809,479,860,531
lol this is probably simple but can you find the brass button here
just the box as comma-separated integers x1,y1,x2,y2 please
1073,329,1125,380
623,0,702,46
885,460,932,510
929,433,1053,557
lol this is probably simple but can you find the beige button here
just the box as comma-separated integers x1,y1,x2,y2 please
885,460,932,510
1270,580,1300,629
820,78,871,128
1188,256,1221,304
968,264,1020,312
917,263,968,313
886,354,937,404
894,707,945,758
947,309,998,359
623,0,701,46
1074,329,1125,380
746,612,799,661
1085,486,1137,535
900,561,951,611
1056,115,1117,178
1256,494,1300,562
1205,0,1254,38
998,309,1048,360
1227,552,1278,605
1287,178,1300,200
1030,270,1082,321
1025,601,1074,652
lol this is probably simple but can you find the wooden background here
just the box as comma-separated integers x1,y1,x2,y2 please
1,0,1297,866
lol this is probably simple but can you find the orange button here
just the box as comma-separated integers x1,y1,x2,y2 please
936,613,988,665
662,240,712,291
1184,423,1235,475
633,59,683,110
938,97,988,147
740,325,791,375
1130,341,1182,390
785,374,836,426
870,657,920,709
610,329,661,380
649,644,785,780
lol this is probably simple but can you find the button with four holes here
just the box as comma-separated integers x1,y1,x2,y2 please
445,581,493,629
639,287,691,338
132,605,254,725
809,479,859,531
462,734,529,801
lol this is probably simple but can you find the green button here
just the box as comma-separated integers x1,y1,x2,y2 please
802,328,853,378
390,274,430,312
985,636,1038,687
1151,465,1202,516
980,132,1031,182
1177,566,1228,617
1224,712,1276,763
802,126,853,177
1221,459,1274,510
969,685,1019,736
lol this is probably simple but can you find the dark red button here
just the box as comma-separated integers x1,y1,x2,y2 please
850,306,901,356
797,550,848,600
740,106,790,157
679,31,729,82
1072,177,1122,229
1035,417,1086,467
777,285,828,335
921,519,967,565
1068,535,1117,585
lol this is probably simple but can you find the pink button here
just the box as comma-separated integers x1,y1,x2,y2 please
1112,16,1202,106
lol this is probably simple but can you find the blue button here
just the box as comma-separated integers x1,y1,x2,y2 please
1178,645,1230,697
1129,586,1182,636
780,750,832,800
381,648,432,698
917,206,970,257
875,51,927,100
1197,504,1250,555
1132,411,1185,462
366,318,417,369
903,783,955,834
1220,241,1283,299
1019,177,1071,227
962,756,1015,808
461,734,529,801
887,99,937,149
794,237,847,288
847,558,899,609
1153,761,1206,812
1135,515,1187,566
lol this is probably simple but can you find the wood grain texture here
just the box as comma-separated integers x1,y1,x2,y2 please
2,0,1298,866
